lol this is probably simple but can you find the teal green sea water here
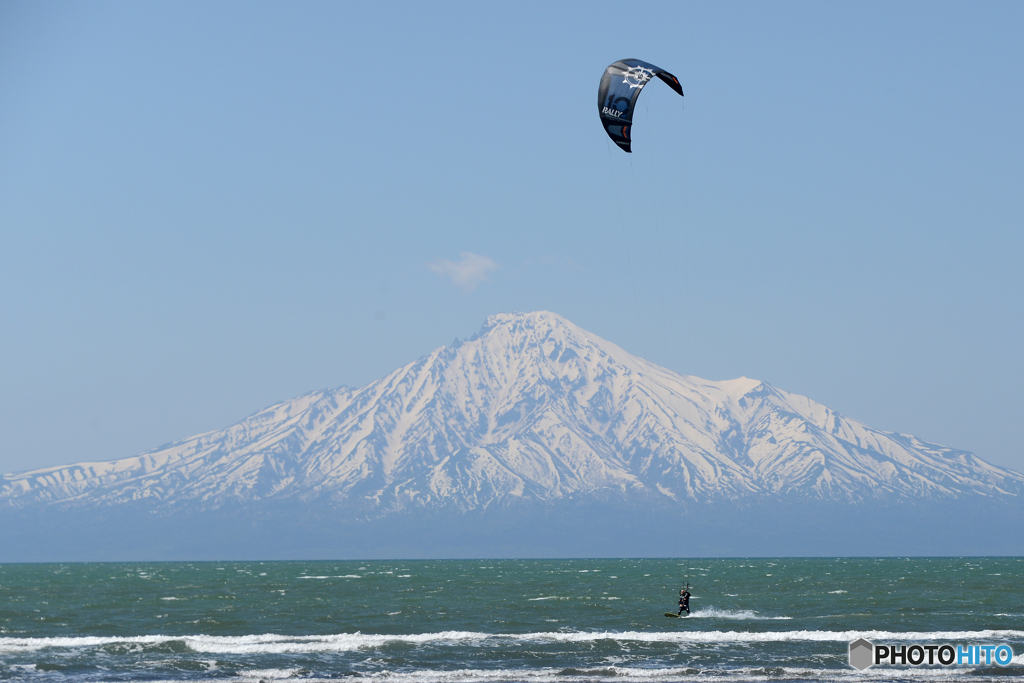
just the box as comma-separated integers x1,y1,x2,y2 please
1,558,1022,682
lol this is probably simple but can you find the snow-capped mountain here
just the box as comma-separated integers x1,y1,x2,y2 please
3,312,1022,515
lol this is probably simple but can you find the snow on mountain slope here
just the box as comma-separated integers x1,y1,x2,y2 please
3,312,1021,513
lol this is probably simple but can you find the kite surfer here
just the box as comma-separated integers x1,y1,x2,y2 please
677,586,691,616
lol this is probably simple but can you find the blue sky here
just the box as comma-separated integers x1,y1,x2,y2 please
2,1,1022,475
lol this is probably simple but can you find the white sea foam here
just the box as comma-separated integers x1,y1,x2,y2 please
297,575,362,579
3,629,1023,655
239,668,305,679
57,668,989,683
0,635,177,653
828,590,847,594
214,665,1022,683
690,607,792,620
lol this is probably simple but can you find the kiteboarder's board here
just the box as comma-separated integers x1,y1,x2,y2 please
664,612,688,618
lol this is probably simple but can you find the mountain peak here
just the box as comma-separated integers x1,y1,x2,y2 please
475,310,586,343
482,310,568,327
471,310,638,372
717,376,764,398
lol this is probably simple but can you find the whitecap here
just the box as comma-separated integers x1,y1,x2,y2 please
230,664,1005,683
0,635,178,653
690,607,792,621
5,629,1024,655
238,668,304,679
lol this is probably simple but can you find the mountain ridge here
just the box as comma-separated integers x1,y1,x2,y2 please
4,311,1021,517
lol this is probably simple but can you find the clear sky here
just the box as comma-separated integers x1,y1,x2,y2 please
2,1,1022,476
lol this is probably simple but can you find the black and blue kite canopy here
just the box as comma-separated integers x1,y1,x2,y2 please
598,59,683,153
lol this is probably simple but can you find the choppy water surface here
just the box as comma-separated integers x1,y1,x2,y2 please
1,558,1022,682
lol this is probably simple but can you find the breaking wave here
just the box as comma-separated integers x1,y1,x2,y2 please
64,664,1024,683
4,629,1024,655
689,607,792,620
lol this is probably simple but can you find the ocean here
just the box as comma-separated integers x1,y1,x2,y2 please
1,558,1021,682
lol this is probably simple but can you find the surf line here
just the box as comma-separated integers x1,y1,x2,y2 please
5,630,1024,654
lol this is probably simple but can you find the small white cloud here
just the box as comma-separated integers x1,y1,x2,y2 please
428,252,498,291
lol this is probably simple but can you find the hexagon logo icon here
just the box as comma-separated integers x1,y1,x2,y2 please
849,638,874,670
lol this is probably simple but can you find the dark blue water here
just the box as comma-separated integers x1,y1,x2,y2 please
1,558,1021,682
